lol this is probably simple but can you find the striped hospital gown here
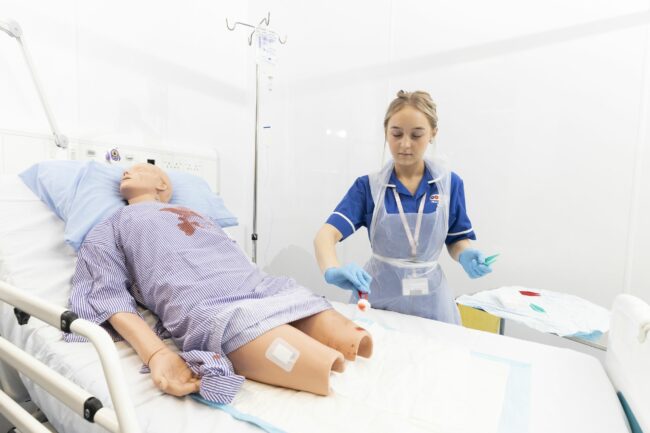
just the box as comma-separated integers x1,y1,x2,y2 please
64,202,332,404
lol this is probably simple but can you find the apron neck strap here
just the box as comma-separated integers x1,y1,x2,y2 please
392,187,427,258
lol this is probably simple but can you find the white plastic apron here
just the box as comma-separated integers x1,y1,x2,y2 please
362,158,460,324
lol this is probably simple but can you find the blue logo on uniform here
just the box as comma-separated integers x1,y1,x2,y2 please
430,194,439,204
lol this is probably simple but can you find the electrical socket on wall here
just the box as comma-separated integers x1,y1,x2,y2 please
157,159,203,175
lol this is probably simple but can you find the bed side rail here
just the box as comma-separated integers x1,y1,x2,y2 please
0,280,140,433
0,387,51,433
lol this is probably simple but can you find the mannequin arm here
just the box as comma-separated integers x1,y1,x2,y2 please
108,312,199,396
108,312,167,363
314,223,343,272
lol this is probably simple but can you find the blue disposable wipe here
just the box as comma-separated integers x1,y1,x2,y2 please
191,394,287,433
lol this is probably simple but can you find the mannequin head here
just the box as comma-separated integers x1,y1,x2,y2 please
120,163,172,205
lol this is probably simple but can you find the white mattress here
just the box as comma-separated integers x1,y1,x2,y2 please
0,174,630,433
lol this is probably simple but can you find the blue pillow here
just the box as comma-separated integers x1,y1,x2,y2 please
20,160,238,251
19,160,84,220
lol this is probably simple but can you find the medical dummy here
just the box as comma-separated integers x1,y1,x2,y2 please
314,90,494,324
65,163,373,404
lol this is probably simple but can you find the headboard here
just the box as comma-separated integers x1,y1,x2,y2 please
0,129,220,193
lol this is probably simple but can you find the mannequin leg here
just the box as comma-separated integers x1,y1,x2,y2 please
228,324,345,396
291,309,373,361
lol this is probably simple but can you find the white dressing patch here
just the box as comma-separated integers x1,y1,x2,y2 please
265,338,300,372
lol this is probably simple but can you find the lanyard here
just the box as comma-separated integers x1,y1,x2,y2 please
392,187,427,258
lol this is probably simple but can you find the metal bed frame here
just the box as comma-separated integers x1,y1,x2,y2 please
0,280,140,433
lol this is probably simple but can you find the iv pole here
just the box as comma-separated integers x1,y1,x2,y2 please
0,18,68,149
226,13,286,263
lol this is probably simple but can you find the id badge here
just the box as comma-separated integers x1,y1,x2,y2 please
402,278,429,296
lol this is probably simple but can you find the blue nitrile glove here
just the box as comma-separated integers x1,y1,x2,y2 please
459,249,493,279
324,264,372,294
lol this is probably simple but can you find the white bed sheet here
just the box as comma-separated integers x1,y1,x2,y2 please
0,175,630,433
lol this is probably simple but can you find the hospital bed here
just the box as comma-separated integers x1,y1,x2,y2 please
0,144,642,433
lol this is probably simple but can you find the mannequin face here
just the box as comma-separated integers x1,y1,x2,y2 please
385,105,437,171
120,163,172,204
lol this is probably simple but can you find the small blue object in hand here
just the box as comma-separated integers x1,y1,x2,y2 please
459,249,493,279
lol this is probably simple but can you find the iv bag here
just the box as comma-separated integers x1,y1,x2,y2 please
255,29,278,91
255,29,278,66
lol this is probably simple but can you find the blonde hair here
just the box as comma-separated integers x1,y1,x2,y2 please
383,90,438,132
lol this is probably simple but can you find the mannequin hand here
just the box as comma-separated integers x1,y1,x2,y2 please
148,347,201,397
459,249,493,279
324,264,372,293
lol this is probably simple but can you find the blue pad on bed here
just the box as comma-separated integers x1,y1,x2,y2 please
472,352,532,433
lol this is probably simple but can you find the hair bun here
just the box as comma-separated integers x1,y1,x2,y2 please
384,89,438,130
